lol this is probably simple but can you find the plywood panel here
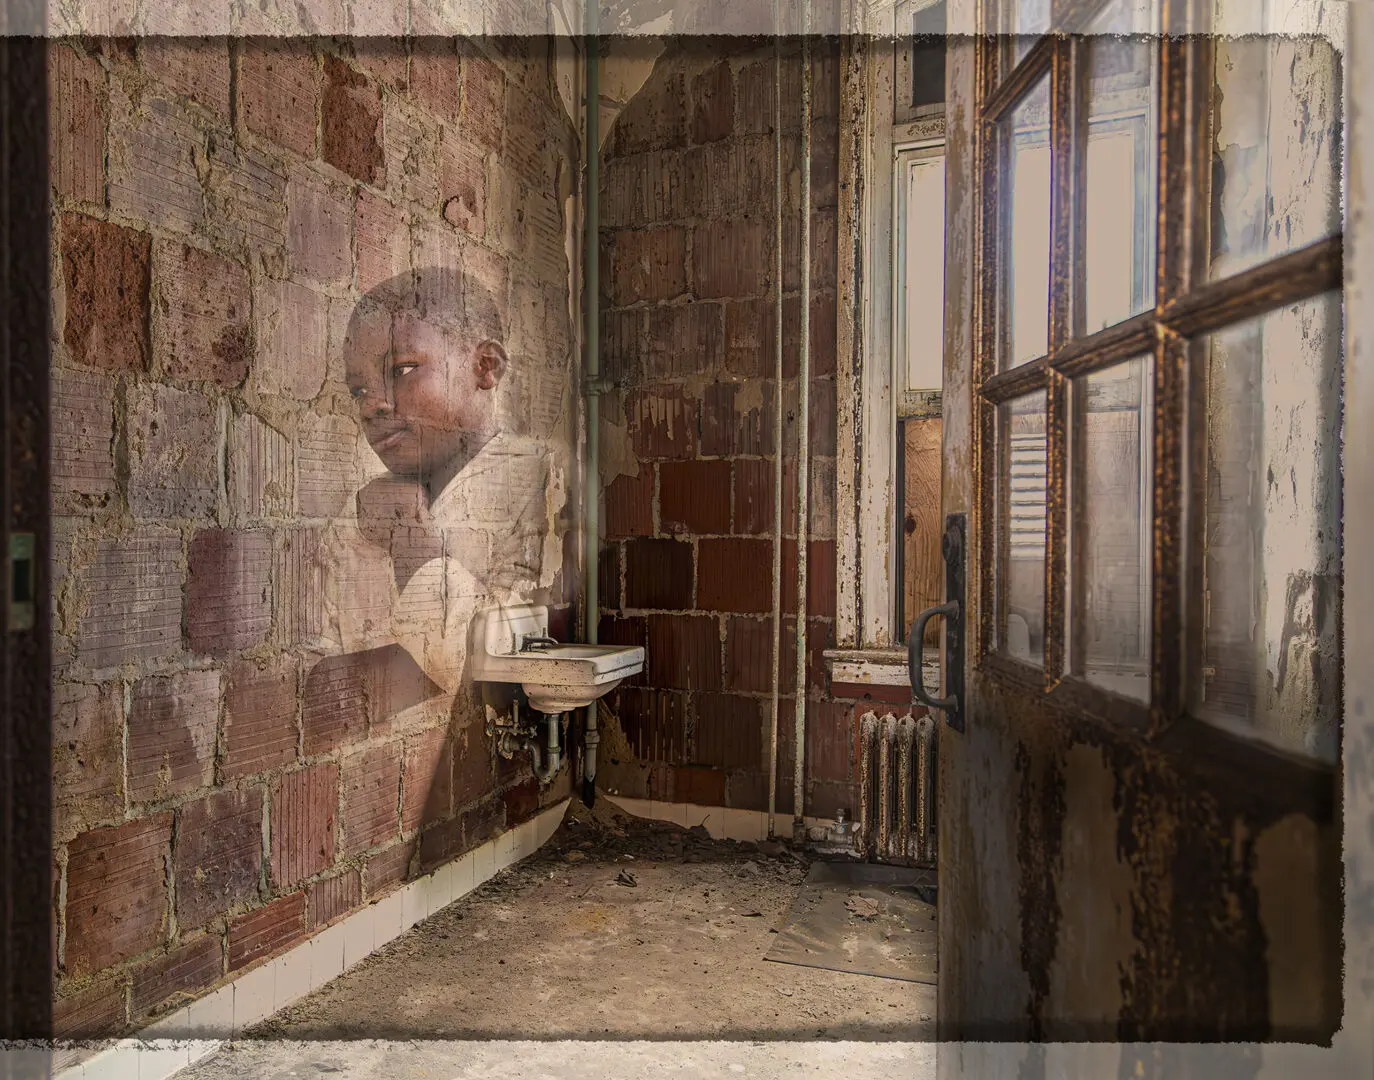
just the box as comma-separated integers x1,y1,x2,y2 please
903,418,943,646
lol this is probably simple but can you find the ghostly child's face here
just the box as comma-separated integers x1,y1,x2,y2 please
345,307,506,480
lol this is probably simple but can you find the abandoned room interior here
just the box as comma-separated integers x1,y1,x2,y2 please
2,0,1373,1076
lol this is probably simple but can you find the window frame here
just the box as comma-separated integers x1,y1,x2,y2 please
971,0,1346,749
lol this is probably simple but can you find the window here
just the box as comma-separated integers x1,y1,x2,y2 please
973,0,1344,762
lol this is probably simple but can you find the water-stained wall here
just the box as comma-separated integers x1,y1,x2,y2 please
47,34,580,1047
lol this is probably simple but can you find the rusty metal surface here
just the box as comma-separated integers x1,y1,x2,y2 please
764,861,937,985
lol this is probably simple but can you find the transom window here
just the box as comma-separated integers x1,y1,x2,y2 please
974,0,1344,762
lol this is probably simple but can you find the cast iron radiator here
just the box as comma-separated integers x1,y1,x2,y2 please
856,710,937,865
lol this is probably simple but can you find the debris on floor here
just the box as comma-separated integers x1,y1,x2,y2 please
207,799,935,1048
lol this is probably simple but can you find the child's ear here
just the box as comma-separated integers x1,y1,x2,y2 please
474,340,508,390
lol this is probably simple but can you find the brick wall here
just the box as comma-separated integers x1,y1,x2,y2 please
597,40,878,821
48,36,578,1040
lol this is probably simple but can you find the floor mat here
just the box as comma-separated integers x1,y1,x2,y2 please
764,861,937,984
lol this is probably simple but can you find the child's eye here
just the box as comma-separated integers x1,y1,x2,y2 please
349,386,368,399
393,363,419,378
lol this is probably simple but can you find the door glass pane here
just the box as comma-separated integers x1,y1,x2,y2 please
1210,7,1343,279
1000,0,1050,65
1003,76,1051,370
999,391,1047,665
1193,292,1342,763
1084,9,1159,334
1072,357,1152,702
901,153,946,392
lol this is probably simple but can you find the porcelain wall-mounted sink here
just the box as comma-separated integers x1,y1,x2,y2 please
470,604,645,713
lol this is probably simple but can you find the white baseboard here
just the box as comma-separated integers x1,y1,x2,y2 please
45,798,570,1080
602,795,831,842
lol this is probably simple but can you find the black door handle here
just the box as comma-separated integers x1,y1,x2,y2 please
906,514,966,732
908,601,959,712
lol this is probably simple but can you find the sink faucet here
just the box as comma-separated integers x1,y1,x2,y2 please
519,634,560,652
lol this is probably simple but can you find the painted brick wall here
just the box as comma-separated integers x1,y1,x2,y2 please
597,40,880,821
48,36,578,1040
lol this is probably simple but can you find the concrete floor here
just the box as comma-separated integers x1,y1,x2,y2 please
177,800,936,1077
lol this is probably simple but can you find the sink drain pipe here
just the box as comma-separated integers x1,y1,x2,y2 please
767,8,784,842
581,11,601,809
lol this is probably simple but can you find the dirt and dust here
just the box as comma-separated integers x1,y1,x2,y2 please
244,800,936,1042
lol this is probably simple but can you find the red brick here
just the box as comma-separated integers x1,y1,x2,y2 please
59,213,150,373
611,70,687,156
410,39,459,117
452,711,493,805
255,278,329,401
107,92,205,233
779,292,839,378
126,382,221,519
130,934,223,1019
307,869,362,928
626,384,700,460
601,308,645,384
64,814,172,977
693,218,769,299
604,468,655,538
675,765,726,807
646,613,721,691
597,614,649,685
49,43,107,204
364,840,414,896
701,380,774,457
807,700,854,783
782,538,837,618
402,728,453,833
350,38,408,92
659,460,732,535
204,138,289,257
723,299,774,380
139,38,231,117
645,301,723,378
355,187,411,294
154,240,253,387
228,892,307,971
459,796,504,850
297,414,358,518
174,787,263,931
808,781,857,821
322,55,383,183
831,681,919,707
286,168,351,287
273,528,325,647
52,367,117,511
271,763,339,889
599,543,622,611
76,530,182,668
692,693,763,769
53,681,124,840
461,55,506,152
127,670,219,803
609,227,687,306
239,40,320,159
223,656,296,780
611,687,688,764
383,100,440,208
783,208,838,291
186,529,272,656
416,814,465,873
691,61,734,144
624,538,693,610
229,412,293,521
439,127,486,235
302,652,370,755
725,615,828,696
504,83,560,189
600,150,688,229
503,777,540,824
733,457,776,535
342,745,402,854
53,978,128,1039
697,537,773,613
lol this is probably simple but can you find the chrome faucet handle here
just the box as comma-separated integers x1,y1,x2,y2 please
519,634,560,652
